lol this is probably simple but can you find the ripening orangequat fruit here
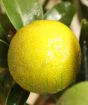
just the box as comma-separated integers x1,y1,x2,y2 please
56,82,88,105
8,20,81,94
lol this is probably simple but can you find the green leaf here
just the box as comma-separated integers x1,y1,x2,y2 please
0,39,9,67
44,1,75,26
6,83,29,105
79,19,88,81
1,0,43,30
0,14,13,33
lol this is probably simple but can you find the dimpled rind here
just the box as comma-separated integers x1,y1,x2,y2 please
8,20,81,94
56,82,88,105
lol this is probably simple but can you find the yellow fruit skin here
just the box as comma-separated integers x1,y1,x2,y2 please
8,20,81,94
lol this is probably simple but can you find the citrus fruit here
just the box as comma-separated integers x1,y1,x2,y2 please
56,82,88,105
8,20,81,94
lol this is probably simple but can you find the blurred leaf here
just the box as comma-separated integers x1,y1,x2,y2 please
79,0,88,20
78,19,88,81
0,23,5,35
0,13,15,43
0,14,14,34
0,23,9,42
0,20,9,67
6,83,29,105
1,0,43,30
44,1,75,26
0,70,13,86
0,39,9,67
62,0,73,2
0,69,13,105
0,67,6,82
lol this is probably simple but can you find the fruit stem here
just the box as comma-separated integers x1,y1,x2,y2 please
26,92,40,105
